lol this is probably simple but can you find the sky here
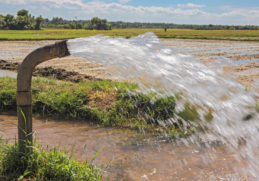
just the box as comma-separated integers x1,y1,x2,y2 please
0,0,259,25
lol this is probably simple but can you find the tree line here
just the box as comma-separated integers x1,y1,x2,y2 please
0,10,111,30
0,9,43,30
109,22,259,30
43,17,111,30
43,18,259,30
1,9,259,31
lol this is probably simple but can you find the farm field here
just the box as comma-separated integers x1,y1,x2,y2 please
0,36,258,180
1,28,259,41
1,1,259,180
0,38,258,90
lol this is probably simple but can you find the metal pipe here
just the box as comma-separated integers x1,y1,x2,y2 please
17,40,70,153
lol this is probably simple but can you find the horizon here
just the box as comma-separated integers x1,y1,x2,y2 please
0,0,259,26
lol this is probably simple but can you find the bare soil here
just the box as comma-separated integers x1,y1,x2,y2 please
160,38,259,89
0,59,98,82
0,39,258,88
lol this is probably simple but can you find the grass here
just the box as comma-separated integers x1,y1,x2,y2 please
0,137,101,180
0,76,205,180
0,76,203,136
0,76,204,179
1,28,259,41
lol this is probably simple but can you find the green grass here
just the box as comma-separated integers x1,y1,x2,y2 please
1,28,259,41
0,76,205,179
0,138,101,180
0,76,204,180
0,76,202,136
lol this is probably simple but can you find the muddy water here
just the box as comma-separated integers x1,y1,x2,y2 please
0,115,254,180
0,39,258,180
0,70,16,78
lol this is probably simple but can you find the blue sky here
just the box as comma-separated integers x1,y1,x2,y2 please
0,0,259,25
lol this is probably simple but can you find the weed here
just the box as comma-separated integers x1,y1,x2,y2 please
177,103,200,122
0,139,101,180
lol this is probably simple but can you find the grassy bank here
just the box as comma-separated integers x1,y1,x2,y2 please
0,76,210,179
0,76,205,136
0,138,101,180
1,28,259,41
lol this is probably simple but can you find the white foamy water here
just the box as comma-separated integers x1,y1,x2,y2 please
68,33,258,178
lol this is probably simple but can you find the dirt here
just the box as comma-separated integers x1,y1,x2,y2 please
224,62,259,72
0,39,258,88
230,54,259,61
0,39,258,180
237,73,259,89
0,59,18,70
88,90,118,110
160,38,259,89
0,40,106,78
0,59,98,82
34,66,98,82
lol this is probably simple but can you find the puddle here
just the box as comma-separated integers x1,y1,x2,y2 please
0,70,17,78
0,115,255,180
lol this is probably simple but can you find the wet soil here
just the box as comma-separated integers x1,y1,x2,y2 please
160,39,259,89
0,59,98,82
230,54,259,61
0,39,258,88
0,115,254,181
0,39,258,180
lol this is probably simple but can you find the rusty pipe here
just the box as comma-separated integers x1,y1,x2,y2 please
17,40,70,153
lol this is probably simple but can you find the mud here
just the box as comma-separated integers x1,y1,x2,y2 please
160,38,259,89
0,39,258,88
0,59,98,82
0,59,18,71
0,39,258,180
230,54,259,61
0,114,254,181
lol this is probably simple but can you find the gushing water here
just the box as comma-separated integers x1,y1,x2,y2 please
68,33,258,178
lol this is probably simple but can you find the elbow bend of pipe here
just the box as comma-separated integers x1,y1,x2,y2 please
17,40,70,105
17,40,70,92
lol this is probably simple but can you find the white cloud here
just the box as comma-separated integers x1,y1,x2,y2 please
0,0,26,4
177,3,205,8
118,0,131,4
0,0,84,7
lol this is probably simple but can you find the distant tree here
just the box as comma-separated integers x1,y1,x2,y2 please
4,14,16,29
0,9,43,30
17,9,29,17
85,17,111,30
35,16,43,30
0,14,6,29
16,13,30,30
51,17,65,25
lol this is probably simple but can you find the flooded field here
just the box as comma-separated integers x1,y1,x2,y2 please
0,39,258,88
0,38,258,180
161,39,259,89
